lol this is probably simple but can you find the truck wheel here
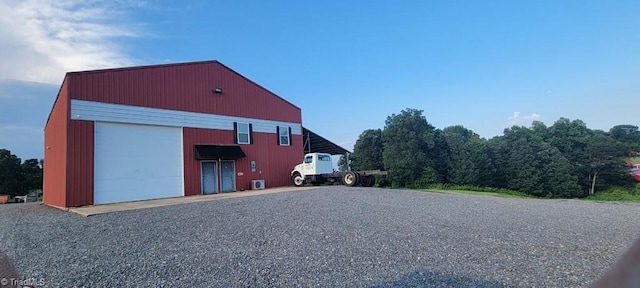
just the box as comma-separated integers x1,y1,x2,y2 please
292,173,305,187
362,175,375,187
343,171,358,186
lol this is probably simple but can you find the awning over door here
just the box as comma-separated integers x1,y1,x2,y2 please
302,127,350,155
195,145,246,160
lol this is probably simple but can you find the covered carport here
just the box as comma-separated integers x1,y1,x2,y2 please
302,127,350,155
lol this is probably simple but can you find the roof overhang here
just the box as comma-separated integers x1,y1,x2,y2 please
195,145,246,160
302,127,350,155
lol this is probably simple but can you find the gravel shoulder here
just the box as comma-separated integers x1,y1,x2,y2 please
1,187,639,287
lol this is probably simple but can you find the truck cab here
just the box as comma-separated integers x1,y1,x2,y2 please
291,153,334,186
290,153,385,187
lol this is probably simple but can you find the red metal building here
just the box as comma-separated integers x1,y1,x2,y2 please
43,60,342,208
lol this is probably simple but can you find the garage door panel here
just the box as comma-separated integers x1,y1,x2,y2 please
94,122,183,204
94,177,183,204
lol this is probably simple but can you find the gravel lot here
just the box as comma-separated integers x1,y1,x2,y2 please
1,186,639,287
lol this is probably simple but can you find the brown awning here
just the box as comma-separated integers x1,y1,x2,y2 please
195,145,246,160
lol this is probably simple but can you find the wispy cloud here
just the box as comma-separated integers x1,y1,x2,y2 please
0,0,145,84
506,111,541,126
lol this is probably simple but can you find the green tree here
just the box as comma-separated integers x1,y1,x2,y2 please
442,125,478,185
501,128,544,195
586,131,628,195
546,118,592,194
609,125,640,152
350,129,384,171
538,144,581,198
497,126,580,197
429,129,451,184
486,136,508,188
19,158,43,195
382,109,437,187
468,136,495,187
530,120,549,140
0,149,21,197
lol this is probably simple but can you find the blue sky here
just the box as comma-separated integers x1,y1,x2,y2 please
1,0,639,160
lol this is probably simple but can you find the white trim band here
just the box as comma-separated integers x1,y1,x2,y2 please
71,99,302,135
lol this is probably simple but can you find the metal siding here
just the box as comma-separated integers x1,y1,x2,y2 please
43,77,70,207
58,61,305,206
70,61,301,123
183,128,302,195
67,120,94,206
183,128,234,196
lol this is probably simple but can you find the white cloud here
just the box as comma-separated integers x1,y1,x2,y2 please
506,111,541,126
0,0,144,84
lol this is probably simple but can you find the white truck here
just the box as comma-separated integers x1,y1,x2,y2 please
290,153,387,187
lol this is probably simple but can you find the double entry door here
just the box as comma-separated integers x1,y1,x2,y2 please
201,161,235,194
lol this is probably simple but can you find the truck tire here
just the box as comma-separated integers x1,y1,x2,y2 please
361,175,375,187
292,173,305,187
342,171,358,186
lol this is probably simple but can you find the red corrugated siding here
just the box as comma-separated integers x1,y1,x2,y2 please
69,61,301,123
67,120,94,206
50,61,305,207
43,77,69,208
183,127,303,196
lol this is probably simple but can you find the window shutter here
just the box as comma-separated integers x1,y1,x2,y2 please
233,122,238,144
276,126,281,145
249,123,253,144
288,127,292,146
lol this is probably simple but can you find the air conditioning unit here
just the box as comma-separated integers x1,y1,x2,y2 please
251,180,265,190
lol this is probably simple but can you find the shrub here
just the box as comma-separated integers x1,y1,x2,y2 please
587,187,640,201
374,175,391,188
423,184,529,197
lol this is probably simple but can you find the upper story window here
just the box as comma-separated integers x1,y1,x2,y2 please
234,122,252,144
277,126,291,146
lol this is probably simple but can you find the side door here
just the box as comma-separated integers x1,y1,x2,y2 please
220,161,235,193
302,155,315,175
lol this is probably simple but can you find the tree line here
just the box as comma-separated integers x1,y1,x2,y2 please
0,149,43,198
341,108,639,198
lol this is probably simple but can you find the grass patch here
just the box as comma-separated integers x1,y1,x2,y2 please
422,189,532,199
419,184,532,199
586,187,640,202
629,156,640,163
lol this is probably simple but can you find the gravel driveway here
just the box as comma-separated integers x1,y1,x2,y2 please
1,187,639,287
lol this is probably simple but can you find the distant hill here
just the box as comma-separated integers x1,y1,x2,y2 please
0,79,58,160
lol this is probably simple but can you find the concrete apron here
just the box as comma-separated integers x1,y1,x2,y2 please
65,186,318,217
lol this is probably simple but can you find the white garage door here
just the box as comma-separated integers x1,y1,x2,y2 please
94,122,183,204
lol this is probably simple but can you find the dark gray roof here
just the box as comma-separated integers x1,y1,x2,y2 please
302,127,350,155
